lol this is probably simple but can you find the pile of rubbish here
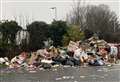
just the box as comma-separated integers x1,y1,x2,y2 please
0,36,120,70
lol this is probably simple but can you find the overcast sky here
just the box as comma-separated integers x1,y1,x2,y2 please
0,0,120,28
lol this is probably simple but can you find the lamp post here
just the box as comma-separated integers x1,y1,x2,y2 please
50,7,57,20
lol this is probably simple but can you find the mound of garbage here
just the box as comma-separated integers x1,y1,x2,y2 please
0,36,120,69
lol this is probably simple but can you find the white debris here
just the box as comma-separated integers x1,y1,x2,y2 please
41,59,53,64
4,57,9,62
107,64,112,67
80,75,86,78
39,68,44,71
52,64,60,68
62,76,74,79
5,62,10,66
55,77,62,80
0,57,6,64
29,70,36,73
62,76,69,79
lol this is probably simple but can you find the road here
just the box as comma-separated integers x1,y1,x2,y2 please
0,65,120,82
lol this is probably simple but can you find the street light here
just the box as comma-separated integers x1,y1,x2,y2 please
50,7,57,20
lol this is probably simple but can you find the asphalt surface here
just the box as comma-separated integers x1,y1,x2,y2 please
0,64,120,82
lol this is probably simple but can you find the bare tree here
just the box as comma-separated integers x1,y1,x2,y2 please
67,2,120,42
67,0,87,30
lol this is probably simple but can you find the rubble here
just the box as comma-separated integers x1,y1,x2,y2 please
0,36,120,71
0,57,10,66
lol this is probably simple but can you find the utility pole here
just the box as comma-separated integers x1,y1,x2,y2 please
50,7,57,20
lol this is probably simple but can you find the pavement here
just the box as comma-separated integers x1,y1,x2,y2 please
0,63,120,82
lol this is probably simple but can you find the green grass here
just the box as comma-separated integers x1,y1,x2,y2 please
0,64,8,68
